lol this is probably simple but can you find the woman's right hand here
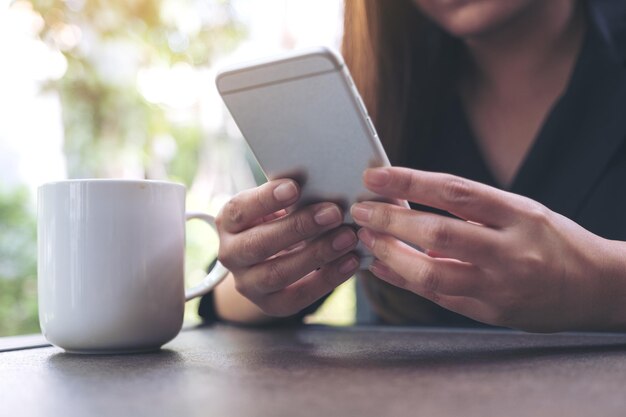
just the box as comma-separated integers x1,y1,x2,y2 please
215,179,360,318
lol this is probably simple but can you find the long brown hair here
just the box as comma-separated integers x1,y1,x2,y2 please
342,0,463,166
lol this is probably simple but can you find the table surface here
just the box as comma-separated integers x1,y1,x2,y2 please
2,324,626,417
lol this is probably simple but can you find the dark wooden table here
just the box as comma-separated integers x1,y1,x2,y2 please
2,324,626,417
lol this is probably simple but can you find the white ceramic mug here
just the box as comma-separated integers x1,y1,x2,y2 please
37,179,229,353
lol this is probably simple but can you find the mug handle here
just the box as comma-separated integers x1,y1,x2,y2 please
184,212,230,301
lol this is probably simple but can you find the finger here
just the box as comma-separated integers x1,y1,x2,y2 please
247,209,289,229
276,240,307,257
368,263,496,325
238,227,358,296
358,228,484,297
370,260,492,323
219,202,345,269
368,259,411,289
363,167,522,227
351,202,501,264
218,180,300,234
425,249,446,258
262,209,288,223
256,253,359,317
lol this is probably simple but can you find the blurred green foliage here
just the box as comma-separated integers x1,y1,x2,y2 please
33,0,245,181
0,186,39,335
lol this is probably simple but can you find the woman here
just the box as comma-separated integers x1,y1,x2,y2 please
205,0,626,332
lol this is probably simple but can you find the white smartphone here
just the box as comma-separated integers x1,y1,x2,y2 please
216,46,405,268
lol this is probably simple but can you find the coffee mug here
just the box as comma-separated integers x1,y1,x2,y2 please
37,179,229,353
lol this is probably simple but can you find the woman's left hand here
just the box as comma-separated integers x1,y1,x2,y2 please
351,167,626,332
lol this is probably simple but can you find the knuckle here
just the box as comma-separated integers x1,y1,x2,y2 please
292,212,316,238
424,220,452,250
526,203,551,226
222,198,245,227
254,186,273,212
420,262,440,294
404,260,440,301
311,243,331,266
372,204,393,230
374,238,392,262
241,231,270,262
316,232,350,264
441,176,472,205
262,261,289,292
398,170,417,194
517,249,544,276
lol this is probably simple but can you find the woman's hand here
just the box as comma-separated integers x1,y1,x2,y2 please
216,179,360,318
351,167,626,332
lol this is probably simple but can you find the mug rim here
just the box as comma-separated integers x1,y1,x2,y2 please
38,178,186,190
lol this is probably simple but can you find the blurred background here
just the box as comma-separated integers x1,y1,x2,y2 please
0,0,355,337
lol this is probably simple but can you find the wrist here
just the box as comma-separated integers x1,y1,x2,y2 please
214,273,276,325
592,239,626,331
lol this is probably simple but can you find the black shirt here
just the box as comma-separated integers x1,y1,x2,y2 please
419,0,626,235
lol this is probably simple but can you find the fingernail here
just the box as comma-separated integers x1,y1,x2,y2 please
314,205,342,226
332,230,357,251
273,182,297,202
351,203,371,223
358,228,375,248
364,168,390,187
369,260,391,277
338,257,359,274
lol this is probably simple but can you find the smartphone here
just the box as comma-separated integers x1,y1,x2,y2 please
216,47,405,268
